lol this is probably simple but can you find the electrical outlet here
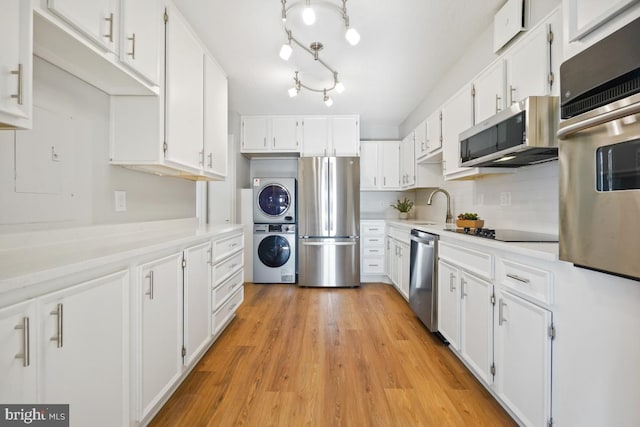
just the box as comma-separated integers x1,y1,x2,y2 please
115,191,127,212
499,191,511,206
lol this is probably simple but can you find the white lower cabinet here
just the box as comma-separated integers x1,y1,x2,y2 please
437,260,460,350
494,288,553,427
210,231,244,336
139,252,183,420
183,242,212,367
361,220,386,281
460,271,493,384
388,239,409,299
0,300,37,403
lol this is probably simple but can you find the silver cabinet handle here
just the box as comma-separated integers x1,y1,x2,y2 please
449,272,456,292
10,64,23,105
495,94,502,113
104,13,114,42
199,150,205,166
273,137,276,147
230,242,239,248
263,137,267,147
145,271,154,300
50,304,63,348
207,248,213,265
461,278,467,299
383,176,386,186
208,153,213,168
14,317,30,367
127,33,136,59
509,85,516,105
369,249,380,253
373,176,376,186
506,273,530,283
499,299,507,326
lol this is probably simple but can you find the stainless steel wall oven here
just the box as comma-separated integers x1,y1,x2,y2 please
558,17,640,281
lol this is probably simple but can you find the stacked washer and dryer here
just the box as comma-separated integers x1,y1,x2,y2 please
252,178,297,283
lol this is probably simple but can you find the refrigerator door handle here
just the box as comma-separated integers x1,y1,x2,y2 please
323,157,330,235
328,156,336,235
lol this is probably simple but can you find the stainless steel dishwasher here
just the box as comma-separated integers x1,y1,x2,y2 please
409,229,438,332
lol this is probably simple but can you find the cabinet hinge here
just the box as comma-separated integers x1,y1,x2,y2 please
471,84,476,97
548,417,554,427
182,258,186,270
548,72,555,86
491,294,496,305
162,141,168,155
163,8,168,23
548,323,556,340
547,29,554,43
181,346,186,358
490,363,496,377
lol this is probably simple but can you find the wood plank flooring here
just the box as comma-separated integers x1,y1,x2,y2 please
150,283,516,426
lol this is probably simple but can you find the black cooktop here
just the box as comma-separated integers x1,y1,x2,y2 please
444,228,558,242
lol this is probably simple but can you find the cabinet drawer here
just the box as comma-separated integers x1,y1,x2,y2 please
499,258,553,305
363,246,385,257
212,252,243,286
212,233,243,262
212,287,243,336
362,256,385,274
388,226,409,244
363,236,385,247
361,221,385,236
213,270,244,311
439,241,493,280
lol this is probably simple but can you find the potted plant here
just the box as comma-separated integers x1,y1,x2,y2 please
390,197,414,219
456,212,484,229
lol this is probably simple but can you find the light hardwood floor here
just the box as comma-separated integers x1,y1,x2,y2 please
150,283,516,426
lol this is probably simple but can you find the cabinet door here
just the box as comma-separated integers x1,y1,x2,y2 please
414,120,428,159
165,5,204,169
460,272,493,384
426,109,442,153
331,117,359,156
301,117,329,156
0,0,32,129
441,86,472,177
400,134,415,188
271,117,299,151
139,253,183,419
183,242,212,367
0,300,36,403
204,53,228,177
39,271,128,427
474,60,506,124
385,238,393,279
494,289,552,427
380,142,400,189
399,243,411,299
359,142,379,189
47,0,118,53
120,0,161,85
241,117,268,152
438,261,460,350
506,11,560,104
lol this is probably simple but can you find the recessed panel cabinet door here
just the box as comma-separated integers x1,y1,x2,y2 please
494,289,552,427
139,252,183,420
437,260,460,350
0,300,36,403
165,5,204,169
39,271,128,427
47,0,118,53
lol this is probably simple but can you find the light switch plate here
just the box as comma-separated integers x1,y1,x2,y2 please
114,191,127,212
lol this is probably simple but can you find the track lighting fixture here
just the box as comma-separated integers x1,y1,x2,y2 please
279,0,359,106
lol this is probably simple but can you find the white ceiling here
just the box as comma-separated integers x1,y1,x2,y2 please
173,0,505,132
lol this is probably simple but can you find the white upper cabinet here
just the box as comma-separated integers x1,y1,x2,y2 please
47,0,119,53
359,142,378,189
426,109,442,154
204,53,228,178
120,0,162,85
0,0,32,129
301,116,359,157
473,60,506,124
505,9,562,104
441,85,473,178
400,133,415,188
359,141,400,190
165,4,204,170
240,116,300,154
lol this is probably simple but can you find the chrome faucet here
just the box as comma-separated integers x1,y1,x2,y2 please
427,188,454,224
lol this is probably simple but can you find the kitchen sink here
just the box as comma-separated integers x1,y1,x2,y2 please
410,221,438,226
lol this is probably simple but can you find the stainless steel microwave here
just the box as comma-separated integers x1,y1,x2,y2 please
459,96,559,167
558,16,640,281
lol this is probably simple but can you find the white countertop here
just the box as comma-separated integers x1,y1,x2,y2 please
385,219,559,262
0,219,244,294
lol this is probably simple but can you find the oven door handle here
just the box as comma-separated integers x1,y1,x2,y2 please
558,101,640,140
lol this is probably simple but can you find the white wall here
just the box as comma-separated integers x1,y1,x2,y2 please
0,58,196,233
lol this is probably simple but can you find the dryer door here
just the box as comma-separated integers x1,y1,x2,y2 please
257,184,291,218
257,235,292,267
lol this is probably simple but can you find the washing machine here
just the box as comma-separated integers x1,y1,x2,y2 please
253,177,296,224
253,223,296,283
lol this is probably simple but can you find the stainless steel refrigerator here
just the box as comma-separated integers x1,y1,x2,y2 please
298,157,360,287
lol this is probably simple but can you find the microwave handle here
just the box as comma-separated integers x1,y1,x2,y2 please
558,101,640,140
